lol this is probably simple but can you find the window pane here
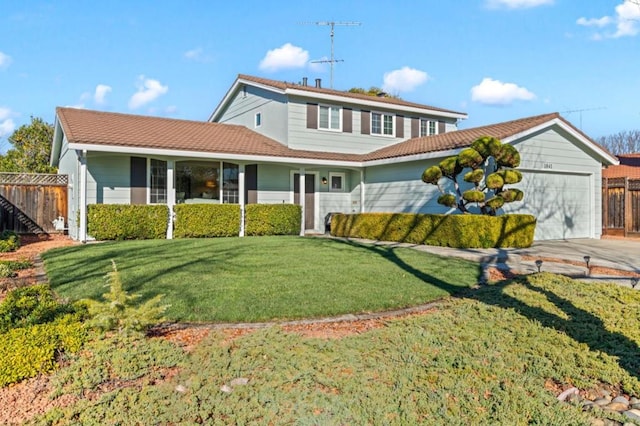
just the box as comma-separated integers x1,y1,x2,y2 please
223,162,239,203
330,106,340,129
420,119,428,137
372,113,381,134
331,175,342,190
383,115,393,135
429,121,436,135
176,161,220,201
319,106,329,129
150,159,167,204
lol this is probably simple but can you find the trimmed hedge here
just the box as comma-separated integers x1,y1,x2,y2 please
245,204,301,236
87,204,168,240
330,213,536,248
174,204,241,238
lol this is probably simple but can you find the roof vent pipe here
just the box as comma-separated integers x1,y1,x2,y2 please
302,77,308,86
315,78,321,88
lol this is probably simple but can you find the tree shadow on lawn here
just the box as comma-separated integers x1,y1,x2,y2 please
45,240,246,305
338,239,640,384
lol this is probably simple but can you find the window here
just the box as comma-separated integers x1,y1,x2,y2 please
255,112,262,127
329,172,345,192
371,112,394,136
176,161,220,202
150,159,167,204
420,118,437,137
319,105,341,130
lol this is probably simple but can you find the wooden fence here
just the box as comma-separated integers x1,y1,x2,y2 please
0,173,68,234
602,177,640,238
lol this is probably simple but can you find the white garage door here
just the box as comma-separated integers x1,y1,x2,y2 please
507,171,592,240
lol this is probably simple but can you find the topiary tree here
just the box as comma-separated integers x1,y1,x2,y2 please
421,136,524,215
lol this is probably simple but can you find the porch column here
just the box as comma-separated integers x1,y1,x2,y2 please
238,164,245,237
166,160,175,239
78,150,87,243
299,169,305,236
360,169,366,213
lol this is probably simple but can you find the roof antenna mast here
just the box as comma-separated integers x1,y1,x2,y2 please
301,21,361,89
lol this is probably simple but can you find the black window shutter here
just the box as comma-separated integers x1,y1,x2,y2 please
396,115,404,138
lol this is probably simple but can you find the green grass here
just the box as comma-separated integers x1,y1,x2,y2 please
42,236,480,322
33,273,640,425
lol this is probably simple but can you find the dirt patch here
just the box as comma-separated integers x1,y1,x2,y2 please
0,234,77,300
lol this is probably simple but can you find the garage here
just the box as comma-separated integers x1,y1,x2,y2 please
510,170,593,240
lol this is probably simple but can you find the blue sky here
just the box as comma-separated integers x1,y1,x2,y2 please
1,0,639,150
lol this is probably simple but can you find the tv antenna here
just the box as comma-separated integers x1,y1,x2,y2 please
301,20,361,88
560,106,606,129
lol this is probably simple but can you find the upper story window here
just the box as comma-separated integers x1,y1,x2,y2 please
371,112,394,136
420,118,437,137
255,112,262,127
319,105,341,131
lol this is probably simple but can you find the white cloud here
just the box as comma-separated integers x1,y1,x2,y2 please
471,77,536,105
0,51,12,69
485,0,553,9
94,84,112,105
259,43,309,72
577,1,640,39
576,16,613,27
0,107,16,138
128,76,168,110
382,67,429,93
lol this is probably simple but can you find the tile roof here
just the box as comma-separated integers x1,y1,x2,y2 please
56,107,358,162
237,74,467,116
56,107,606,166
363,113,563,161
603,164,640,179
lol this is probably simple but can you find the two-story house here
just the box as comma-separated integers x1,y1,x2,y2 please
51,74,617,242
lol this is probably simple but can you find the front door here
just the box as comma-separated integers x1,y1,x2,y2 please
294,173,315,230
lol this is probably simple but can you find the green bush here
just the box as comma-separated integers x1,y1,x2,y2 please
0,230,20,253
0,259,32,278
330,213,536,248
245,204,301,236
0,284,78,333
0,315,86,387
87,204,168,240
174,204,240,238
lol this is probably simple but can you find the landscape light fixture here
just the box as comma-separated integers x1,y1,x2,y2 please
535,259,543,273
632,278,639,290
583,256,591,268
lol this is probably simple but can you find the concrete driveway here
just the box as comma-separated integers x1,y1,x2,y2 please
512,238,640,273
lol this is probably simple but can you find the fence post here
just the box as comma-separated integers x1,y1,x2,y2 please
624,177,631,237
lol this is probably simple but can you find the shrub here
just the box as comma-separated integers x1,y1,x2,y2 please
0,230,19,253
82,261,168,335
87,204,168,240
0,284,78,333
0,315,85,387
330,212,536,248
174,204,240,238
0,259,32,278
245,204,301,236
0,284,87,387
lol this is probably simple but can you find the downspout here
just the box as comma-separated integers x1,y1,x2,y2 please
166,160,175,239
299,169,305,236
360,169,366,213
78,150,87,243
238,164,246,237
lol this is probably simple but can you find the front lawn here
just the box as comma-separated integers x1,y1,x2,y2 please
34,273,640,425
43,236,480,322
